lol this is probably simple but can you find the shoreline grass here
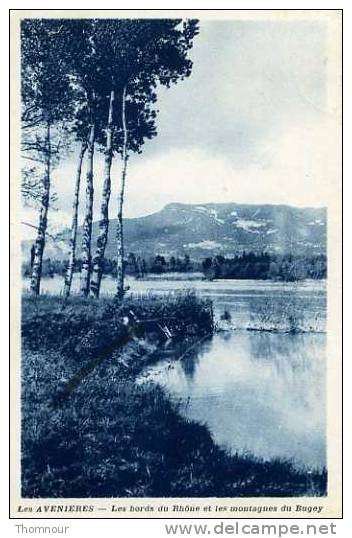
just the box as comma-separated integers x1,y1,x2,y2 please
21,293,326,498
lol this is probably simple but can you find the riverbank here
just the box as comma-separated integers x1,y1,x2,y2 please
21,293,326,497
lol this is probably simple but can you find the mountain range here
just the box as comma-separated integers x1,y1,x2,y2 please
22,202,327,262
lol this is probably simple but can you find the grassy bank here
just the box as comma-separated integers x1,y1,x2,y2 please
21,293,326,498
22,291,213,361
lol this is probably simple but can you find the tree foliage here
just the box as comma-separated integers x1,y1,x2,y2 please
21,17,199,296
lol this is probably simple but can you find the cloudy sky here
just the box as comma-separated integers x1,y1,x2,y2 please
23,18,329,238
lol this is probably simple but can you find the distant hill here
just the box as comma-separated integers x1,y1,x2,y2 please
22,202,327,262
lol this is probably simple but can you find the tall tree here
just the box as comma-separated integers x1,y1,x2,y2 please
114,19,199,299
90,79,158,297
79,121,95,296
89,19,199,298
21,19,72,295
60,19,108,297
89,88,114,298
62,140,87,297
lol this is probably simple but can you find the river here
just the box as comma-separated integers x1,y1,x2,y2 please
23,275,326,471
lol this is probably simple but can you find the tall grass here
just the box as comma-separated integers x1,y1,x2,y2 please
22,291,214,361
248,295,326,333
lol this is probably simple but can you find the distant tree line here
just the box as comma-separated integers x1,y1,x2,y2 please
22,253,195,279
202,252,327,281
22,251,327,282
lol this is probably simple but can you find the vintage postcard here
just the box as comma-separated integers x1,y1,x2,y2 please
10,9,342,518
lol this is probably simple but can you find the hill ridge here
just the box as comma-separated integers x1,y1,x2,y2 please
22,202,327,261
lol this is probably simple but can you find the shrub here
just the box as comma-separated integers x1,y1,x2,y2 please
21,292,214,361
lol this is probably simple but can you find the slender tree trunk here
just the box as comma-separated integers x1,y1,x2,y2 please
80,124,95,297
63,140,87,298
30,120,51,295
116,86,128,300
90,89,115,298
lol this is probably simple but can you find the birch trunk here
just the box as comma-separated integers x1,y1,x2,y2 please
116,86,128,300
80,124,95,297
63,140,87,298
90,90,115,298
30,121,51,295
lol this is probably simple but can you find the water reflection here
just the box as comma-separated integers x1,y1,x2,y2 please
24,275,326,470
142,330,326,472
179,353,199,380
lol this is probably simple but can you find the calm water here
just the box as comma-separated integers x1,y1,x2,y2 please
23,275,326,470
23,274,326,332
140,330,326,471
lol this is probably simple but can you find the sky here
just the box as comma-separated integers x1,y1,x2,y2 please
22,18,329,239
